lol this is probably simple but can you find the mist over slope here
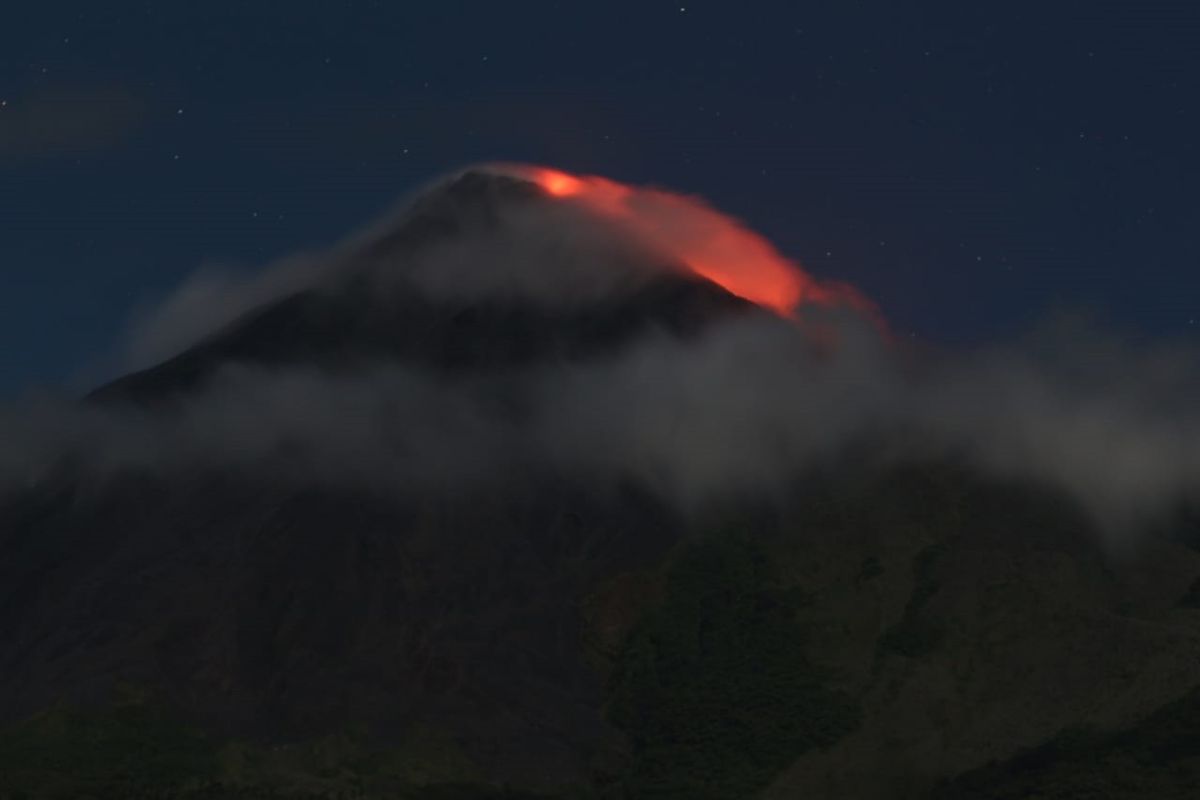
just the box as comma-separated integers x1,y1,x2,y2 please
3,165,1199,540
4,166,1200,798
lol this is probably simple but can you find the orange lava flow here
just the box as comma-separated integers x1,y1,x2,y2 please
539,170,584,197
524,166,873,318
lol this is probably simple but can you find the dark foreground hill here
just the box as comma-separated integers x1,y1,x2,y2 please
3,171,1200,799
5,461,1200,799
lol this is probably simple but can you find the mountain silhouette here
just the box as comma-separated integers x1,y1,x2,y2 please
3,170,1200,799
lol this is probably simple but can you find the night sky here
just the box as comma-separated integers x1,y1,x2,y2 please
3,2,1198,395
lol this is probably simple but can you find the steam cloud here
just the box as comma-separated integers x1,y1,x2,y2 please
5,166,1200,545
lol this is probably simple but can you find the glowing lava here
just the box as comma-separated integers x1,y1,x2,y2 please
522,166,871,318
539,169,584,197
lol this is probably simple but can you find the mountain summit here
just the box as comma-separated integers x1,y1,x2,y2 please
92,169,761,406
3,168,1200,799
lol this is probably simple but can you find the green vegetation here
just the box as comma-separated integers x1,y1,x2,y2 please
2,463,1147,798
793,461,971,541
0,526,864,800
605,528,861,799
876,542,948,660
1177,576,1200,609
0,693,541,799
857,555,884,582
933,689,1200,799
0,692,214,798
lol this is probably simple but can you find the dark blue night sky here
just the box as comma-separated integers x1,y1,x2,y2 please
2,2,1198,394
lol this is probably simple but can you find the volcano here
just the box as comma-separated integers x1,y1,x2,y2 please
3,168,1200,799
91,170,763,406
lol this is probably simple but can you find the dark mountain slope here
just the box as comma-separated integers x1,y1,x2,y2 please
89,273,753,407
3,169,771,792
4,170,1200,798
89,169,755,408
5,461,1200,798
0,471,686,787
